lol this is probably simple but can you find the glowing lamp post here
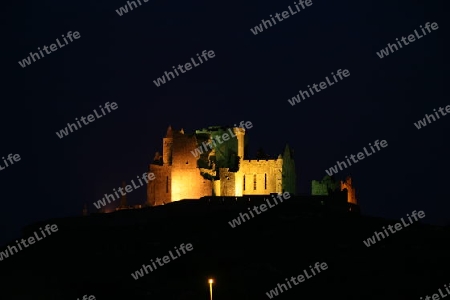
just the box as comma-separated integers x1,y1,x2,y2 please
208,278,214,300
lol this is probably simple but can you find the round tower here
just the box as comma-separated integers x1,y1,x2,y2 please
233,127,245,197
163,125,173,165
233,127,245,159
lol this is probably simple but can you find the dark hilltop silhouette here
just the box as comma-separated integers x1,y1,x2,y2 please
0,195,449,299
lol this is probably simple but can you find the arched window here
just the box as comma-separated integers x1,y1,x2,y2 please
264,173,267,190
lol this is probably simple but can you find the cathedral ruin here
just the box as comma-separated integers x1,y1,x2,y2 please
147,125,296,206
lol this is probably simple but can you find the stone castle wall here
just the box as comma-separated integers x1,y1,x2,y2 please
147,164,171,206
148,126,296,205
240,159,283,195
311,175,357,204
341,177,357,204
218,168,237,196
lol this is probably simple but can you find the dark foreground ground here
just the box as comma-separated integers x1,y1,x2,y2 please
0,198,449,300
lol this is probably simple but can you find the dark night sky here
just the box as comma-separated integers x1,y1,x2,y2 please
1,0,448,245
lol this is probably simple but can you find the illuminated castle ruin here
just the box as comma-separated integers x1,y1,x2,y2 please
147,125,296,206
311,175,357,204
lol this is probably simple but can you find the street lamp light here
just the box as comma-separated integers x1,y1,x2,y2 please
208,278,214,300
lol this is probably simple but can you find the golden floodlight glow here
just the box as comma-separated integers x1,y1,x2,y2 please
208,279,214,284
